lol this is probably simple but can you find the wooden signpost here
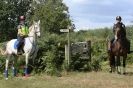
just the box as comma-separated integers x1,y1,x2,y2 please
60,28,70,70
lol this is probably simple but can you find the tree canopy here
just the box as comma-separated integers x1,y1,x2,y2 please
0,0,33,41
0,0,72,41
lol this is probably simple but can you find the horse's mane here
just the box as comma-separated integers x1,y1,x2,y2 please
29,25,33,32
115,23,125,39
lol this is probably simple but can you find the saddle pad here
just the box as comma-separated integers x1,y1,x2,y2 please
14,40,19,49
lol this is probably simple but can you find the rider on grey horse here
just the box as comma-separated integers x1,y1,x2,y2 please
108,16,130,53
17,16,29,54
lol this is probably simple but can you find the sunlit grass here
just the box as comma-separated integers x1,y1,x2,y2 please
0,69,133,88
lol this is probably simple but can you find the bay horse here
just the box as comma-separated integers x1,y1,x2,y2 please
108,26,130,74
0,20,40,80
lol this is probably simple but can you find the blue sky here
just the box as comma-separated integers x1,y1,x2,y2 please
63,0,133,30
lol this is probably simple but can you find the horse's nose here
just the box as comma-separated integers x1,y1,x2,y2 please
37,33,41,38
38,36,41,38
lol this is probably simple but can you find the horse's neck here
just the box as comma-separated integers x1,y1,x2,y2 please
28,27,37,45
28,36,36,44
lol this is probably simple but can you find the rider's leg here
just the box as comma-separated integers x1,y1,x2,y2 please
17,35,23,54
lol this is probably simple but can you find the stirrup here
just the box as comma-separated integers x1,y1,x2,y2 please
17,52,22,55
17,50,23,55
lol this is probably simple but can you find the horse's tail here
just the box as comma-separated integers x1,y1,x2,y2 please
0,42,8,55
0,48,7,55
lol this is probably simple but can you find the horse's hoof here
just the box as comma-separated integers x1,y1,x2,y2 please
14,74,19,77
117,72,121,74
24,74,30,77
109,70,112,73
123,72,126,75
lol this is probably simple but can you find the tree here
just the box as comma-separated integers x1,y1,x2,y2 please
33,0,72,34
0,0,33,42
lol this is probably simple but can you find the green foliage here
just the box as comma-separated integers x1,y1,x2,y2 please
0,56,5,73
70,54,92,71
33,0,71,34
33,33,65,76
0,0,72,76
1,0,133,76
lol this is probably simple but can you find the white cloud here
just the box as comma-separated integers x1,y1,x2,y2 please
63,0,133,30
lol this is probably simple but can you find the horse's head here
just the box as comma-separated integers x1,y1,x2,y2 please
29,20,41,37
34,20,41,37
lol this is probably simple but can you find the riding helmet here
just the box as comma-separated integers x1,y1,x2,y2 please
116,16,122,21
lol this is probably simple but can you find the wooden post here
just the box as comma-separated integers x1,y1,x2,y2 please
65,45,68,66
60,28,70,71
67,29,70,68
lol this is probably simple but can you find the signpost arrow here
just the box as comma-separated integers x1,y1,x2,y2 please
60,29,69,32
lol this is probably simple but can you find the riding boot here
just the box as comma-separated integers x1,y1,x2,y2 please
17,35,23,55
17,46,22,55
17,41,24,55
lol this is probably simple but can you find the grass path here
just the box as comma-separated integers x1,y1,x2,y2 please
0,71,133,88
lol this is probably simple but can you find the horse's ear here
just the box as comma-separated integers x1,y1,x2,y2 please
38,20,40,24
29,26,32,31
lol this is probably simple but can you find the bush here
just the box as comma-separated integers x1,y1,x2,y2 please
0,56,5,73
32,33,65,76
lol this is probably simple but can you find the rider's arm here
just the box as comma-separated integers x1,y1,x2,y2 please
17,25,23,36
18,29,22,35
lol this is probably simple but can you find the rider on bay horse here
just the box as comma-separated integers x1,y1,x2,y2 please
17,15,29,54
108,16,130,53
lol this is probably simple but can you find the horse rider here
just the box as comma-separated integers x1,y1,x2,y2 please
108,16,130,53
17,15,29,54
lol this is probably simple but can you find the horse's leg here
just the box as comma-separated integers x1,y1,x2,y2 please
25,53,29,76
109,55,115,73
5,55,10,80
123,56,127,74
12,55,17,77
32,47,38,64
116,56,121,74
109,55,112,73
112,56,116,72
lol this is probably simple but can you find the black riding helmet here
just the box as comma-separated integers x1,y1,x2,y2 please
116,16,122,21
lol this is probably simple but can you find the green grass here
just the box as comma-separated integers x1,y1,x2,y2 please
0,69,133,88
